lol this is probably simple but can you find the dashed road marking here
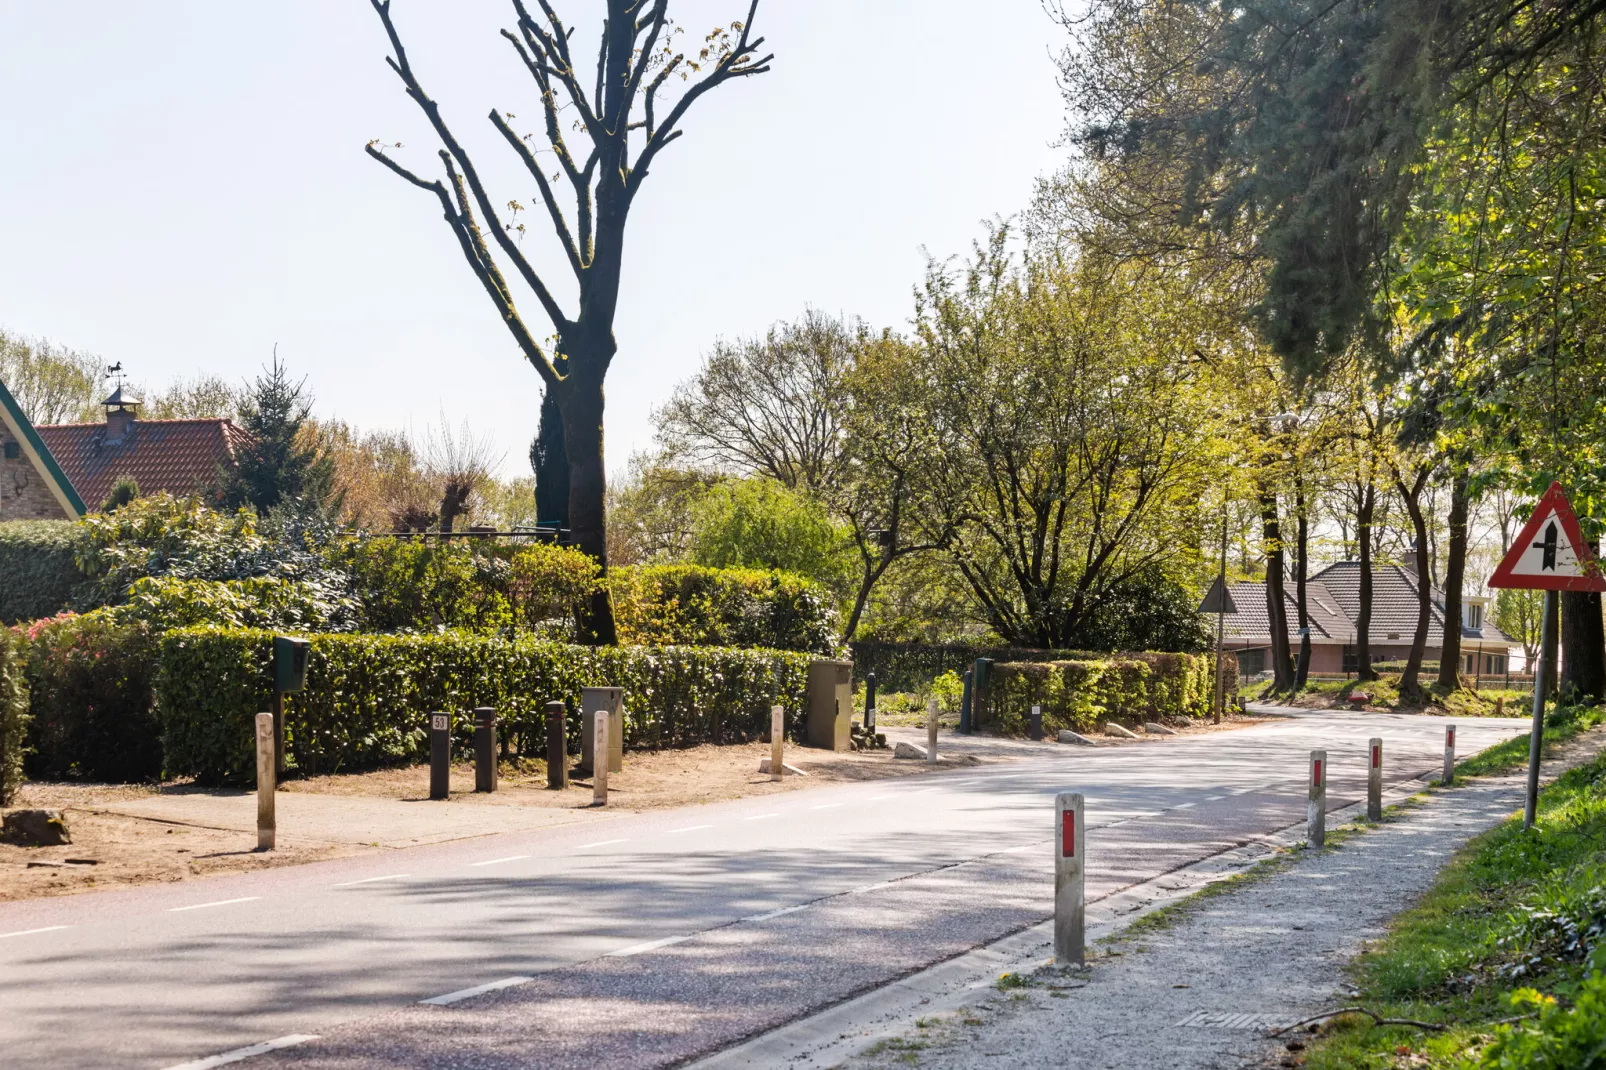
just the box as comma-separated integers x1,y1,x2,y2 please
168,897,262,912
0,925,69,940
334,874,409,886
419,976,533,1006
469,856,530,867
576,839,628,849
743,813,781,821
743,904,808,922
669,825,713,834
809,803,843,810
162,1034,319,1069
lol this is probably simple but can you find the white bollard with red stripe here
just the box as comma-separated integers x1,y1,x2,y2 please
1367,737,1383,822
1444,724,1456,786
1307,750,1327,849
1055,792,1085,966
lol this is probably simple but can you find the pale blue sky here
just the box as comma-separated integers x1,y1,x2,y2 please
0,1,1067,477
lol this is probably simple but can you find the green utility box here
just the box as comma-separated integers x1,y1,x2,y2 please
273,636,312,693
806,659,854,751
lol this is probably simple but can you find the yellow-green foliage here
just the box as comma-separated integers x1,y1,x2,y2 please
611,564,839,655
987,651,1227,733
0,625,29,804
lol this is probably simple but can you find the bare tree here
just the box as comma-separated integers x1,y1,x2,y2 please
365,0,771,642
425,415,501,534
655,310,855,492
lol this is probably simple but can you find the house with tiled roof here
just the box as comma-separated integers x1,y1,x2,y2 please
0,381,246,519
1205,561,1520,679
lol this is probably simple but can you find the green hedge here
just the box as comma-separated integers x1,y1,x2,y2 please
983,652,1234,735
849,640,1113,693
157,628,813,784
20,612,163,782
0,521,81,624
0,626,29,804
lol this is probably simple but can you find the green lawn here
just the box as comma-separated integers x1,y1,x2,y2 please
1299,704,1606,1069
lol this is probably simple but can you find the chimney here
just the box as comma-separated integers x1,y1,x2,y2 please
101,385,141,445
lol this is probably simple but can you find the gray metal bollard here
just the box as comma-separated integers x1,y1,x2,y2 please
474,707,498,793
544,700,567,790
1030,704,1044,742
1307,749,1327,848
1367,737,1383,822
770,705,784,783
1054,792,1085,966
593,712,608,806
1444,724,1456,786
927,698,939,763
429,712,451,801
256,712,276,850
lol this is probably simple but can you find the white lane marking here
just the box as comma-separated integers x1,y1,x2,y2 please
743,813,781,821
161,1034,319,1069
669,825,713,834
809,803,843,810
608,934,693,957
909,786,941,794
0,925,69,940
469,855,530,867
1175,802,1198,810
334,874,409,886
576,839,628,849
1206,795,1226,801
168,897,262,912
419,975,534,1006
743,904,808,922
866,794,896,801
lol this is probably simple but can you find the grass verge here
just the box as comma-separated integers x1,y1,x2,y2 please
1298,711,1606,1069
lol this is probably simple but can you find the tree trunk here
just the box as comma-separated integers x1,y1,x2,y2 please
556,372,617,645
1294,479,1311,689
1559,541,1606,703
1261,489,1296,690
531,388,570,528
1436,470,1469,692
1356,480,1377,682
1396,472,1432,700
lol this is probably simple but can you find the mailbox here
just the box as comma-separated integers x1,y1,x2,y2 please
273,636,312,693
806,659,853,751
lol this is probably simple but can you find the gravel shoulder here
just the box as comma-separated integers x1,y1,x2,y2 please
835,727,1606,1070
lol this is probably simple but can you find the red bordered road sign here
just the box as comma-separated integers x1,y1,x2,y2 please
1489,482,1606,592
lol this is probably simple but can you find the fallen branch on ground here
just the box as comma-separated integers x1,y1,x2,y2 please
1267,1007,1448,1037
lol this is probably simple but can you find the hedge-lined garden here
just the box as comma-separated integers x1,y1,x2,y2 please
983,652,1235,734
157,629,812,784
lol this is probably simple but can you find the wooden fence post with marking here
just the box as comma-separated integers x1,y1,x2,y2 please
256,712,276,851
1443,724,1456,786
927,698,939,764
1307,749,1327,848
593,712,608,806
429,712,450,801
1055,792,1085,966
770,705,784,783
545,701,568,790
1367,737,1383,822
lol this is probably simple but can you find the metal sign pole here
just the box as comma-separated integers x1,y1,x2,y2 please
1524,590,1558,828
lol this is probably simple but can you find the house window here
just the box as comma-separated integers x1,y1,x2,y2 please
2,442,18,460
1237,649,1266,676
1466,604,1483,630
1488,655,1506,675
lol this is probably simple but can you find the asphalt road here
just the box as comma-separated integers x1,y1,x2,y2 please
0,709,1529,1069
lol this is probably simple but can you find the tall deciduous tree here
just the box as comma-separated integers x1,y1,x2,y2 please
365,0,771,643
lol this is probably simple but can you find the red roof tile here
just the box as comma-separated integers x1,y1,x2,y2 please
36,419,248,510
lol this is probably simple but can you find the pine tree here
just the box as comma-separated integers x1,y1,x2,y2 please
224,356,334,515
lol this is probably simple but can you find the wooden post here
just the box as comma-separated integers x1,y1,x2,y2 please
593,712,608,806
770,705,784,783
1307,750,1327,848
1443,724,1456,786
926,698,939,764
256,712,276,851
545,701,568,790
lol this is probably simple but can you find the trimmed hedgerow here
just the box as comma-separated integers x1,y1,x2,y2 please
0,625,29,804
984,652,1233,735
849,640,1110,693
0,520,82,624
19,611,163,782
156,628,813,785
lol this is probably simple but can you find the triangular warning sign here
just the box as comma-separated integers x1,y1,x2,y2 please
1489,482,1606,592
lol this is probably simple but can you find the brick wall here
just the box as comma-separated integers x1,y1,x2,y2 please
0,426,71,521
